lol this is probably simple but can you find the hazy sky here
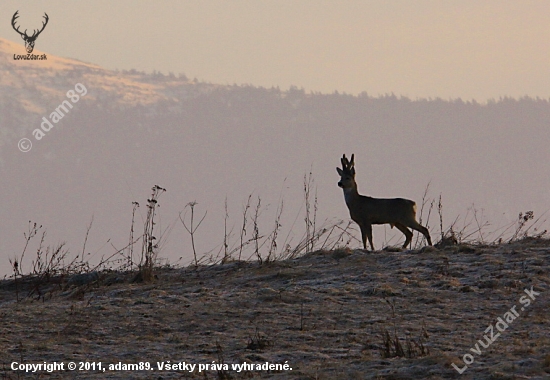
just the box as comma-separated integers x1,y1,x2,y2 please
1,1,550,101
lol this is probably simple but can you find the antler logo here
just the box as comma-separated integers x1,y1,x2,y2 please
11,10,49,54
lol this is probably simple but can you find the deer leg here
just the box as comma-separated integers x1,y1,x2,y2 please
394,222,413,249
407,221,433,246
360,224,374,251
359,225,367,250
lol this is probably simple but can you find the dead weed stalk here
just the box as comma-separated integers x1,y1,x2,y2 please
179,200,207,267
138,185,166,281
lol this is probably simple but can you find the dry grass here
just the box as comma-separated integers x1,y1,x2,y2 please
0,238,549,379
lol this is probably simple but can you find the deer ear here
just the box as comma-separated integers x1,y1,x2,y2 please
20,34,25,40
336,167,343,176
350,154,355,166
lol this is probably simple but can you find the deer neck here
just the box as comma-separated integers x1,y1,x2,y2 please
342,184,360,205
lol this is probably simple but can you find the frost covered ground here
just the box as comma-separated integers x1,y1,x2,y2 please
1,239,549,379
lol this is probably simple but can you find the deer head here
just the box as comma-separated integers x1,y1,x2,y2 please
336,154,356,189
11,11,49,54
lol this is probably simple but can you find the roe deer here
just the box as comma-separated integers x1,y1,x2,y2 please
336,154,432,250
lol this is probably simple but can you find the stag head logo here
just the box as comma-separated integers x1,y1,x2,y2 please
11,10,49,54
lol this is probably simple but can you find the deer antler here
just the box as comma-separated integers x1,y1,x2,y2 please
341,154,355,171
11,11,25,38
11,11,49,39
30,13,49,39
341,155,348,170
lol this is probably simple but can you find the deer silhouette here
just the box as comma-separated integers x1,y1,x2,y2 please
11,11,49,54
337,154,432,250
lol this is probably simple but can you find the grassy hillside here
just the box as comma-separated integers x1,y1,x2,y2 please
1,238,549,379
